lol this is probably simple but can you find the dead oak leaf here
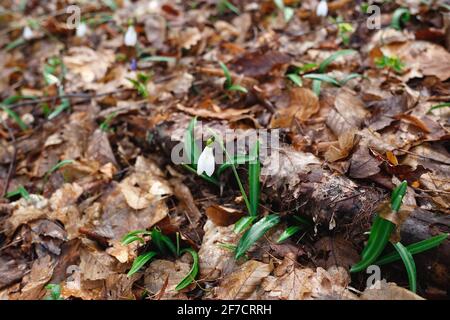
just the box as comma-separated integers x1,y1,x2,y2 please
214,260,273,300
270,88,319,128
261,257,355,300
4,195,48,236
326,89,367,136
176,103,253,121
144,259,191,299
381,41,450,82
324,130,356,162
198,220,239,281
261,147,320,191
16,255,55,300
205,205,244,227
361,281,424,300
232,51,291,78
63,46,114,90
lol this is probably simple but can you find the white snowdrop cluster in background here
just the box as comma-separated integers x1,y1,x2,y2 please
76,22,88,37
316,0,328,17
22,26,33,40
124,25,137,46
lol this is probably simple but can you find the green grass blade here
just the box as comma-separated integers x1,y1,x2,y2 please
340,73,363,85
207,128,251,215
286,73,303,86
122,235,145,245
121,230,151,245
393,242,417,293
303,74,341,86
48,98,70,120
248,141,260,216
140,56,176,63
312,79,322,96
391,180,407,212
127,251,157,277
235,214,280,259
1,106,28,130
391,8,411,30
228,84,248,93
184,117,200,167
428,102,450,113
151,228,177,257
219,61,233,88
318,49,356,73
277,226,301,243
46,159,74,176
234,215,257,234
175,248,199,291
6,37,26,51
375,233,449,266
217,0,240,15
5,185,30,200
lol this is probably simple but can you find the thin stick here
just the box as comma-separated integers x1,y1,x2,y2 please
1,118,17,197
6,89,133,110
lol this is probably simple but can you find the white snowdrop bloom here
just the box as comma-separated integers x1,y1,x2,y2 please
22,26,33,40
76,22,88,37
316,0,328,17
124,25,137,46
197,145,215,177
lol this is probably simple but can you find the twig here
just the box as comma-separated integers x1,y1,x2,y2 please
6,89,133,110
0,118,17,197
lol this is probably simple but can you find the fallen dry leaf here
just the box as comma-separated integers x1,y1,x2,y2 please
215,260,273,300
270,88,319,128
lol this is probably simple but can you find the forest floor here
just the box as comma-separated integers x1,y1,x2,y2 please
0,0,449,300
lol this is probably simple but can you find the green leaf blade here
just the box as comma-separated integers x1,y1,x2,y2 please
318,49,356,73
175,248,199,291
393,242,417,293
277,226,301,243
235,214,280,259
127,251,157,277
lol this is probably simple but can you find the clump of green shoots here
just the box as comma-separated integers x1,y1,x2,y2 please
126,72,151,98
44,284,63,300
391,7,411,30
121,228,198,291
43,56,70,120
375,54,405,74
336,17,354,46
351,181,448,293
5,185,30,200
274,0,295,23
217,0,240,15
219,62,248,94
1,95,38,130
99,112,118,132
286,49,362,95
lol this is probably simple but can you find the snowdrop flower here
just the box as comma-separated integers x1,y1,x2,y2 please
316,0,328,17
76,22,88,38
22,26,33,40
124,25,137,46
197,139,215,177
